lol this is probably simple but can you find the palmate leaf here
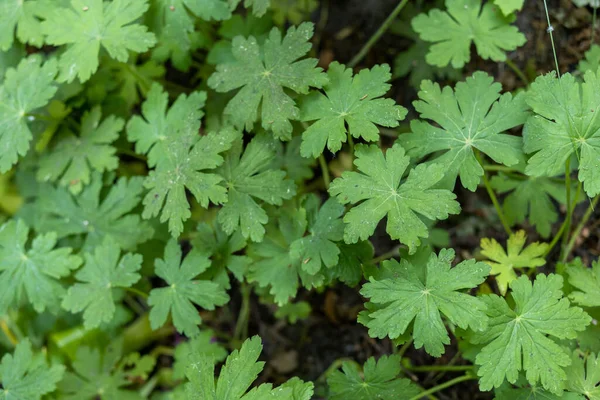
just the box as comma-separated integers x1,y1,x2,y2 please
41,0,156,82
524,69,600,197
299,62,407,157
472,274,591,394
0,219,81,314
184,336,313,400
0,339,65,400
208,22,328,140
327,355,420,400
566,352,600,399
329,144,460,253
493,0,525,15
172,330,228,380
360,249,490,356
217,133,296,242
0,56,57,172
566,259,600,307
35,174,154,251
62,236,142,329
480,230,548,295
0,0,52,50
228,0,270,17
397,71,528,191
148,239,229,337
412,0,526,68
37,106,122,194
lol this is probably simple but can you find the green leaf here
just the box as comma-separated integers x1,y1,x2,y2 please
273,136,315,182
493,0,525,15
579,44,600,74
0,0,46,50
412,0,526,68
184,336,313,400
329,144,460,253
35,174,154,251
494,383,584,400
567,259,600,307
472,274,591,394
59,342,141,399
62,236,142,329
0,339,65,400
490,164,571,237
191,222,250,290
228,0,270,17
360,248,489,356
0,56,57,172
323,241,373,287
0,219,81,314
274,301,311,324
480,230,548,295
148,239,229,337
208,22,327,140
524,70,600,197
327,355,420,400
247,205,324,305
289,197,344,275
397,71,527,191
172,330,228,380
300,62,407,157
37,106,123,194
41,0,156,82
217,133,296,242
566,352,600,399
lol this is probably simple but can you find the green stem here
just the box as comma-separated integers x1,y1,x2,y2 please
483,165,518,173
545,217,568,256
125,286,149,300
542,0,561,75
476,152,512,235
504,59,529,85
347,131,355,160
372,246,401,264
561,159,573,255
234,283,251,341
0,318,18,346
593,3,597,44
348,0,410,67
562,195,599,262
407,365,473,373
318,154,331,190
396,339,413,358
408,375,477,400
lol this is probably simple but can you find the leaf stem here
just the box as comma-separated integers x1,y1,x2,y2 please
542,0,561,75
504,59,529,85
396,339,413,358
318,154,331,190
348,0,410,68
476,153,512,235
125,286,149,300
561,159,574,254
0,318,18,346
372,246,401,264
347,131,355,161
562,195,599,262
482,165,518,173
407,365,473,373
593,2,598,44
408,375,477,400
234,283,251,341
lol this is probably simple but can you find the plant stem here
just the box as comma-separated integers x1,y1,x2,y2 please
545,217,569,256
407,365,473,373
348,0,410,67
347,131,355,161
0,318,18,346
234,283,251,341
476,152,512,235
408,375,477,400
483,165,518,173
561,159,573,254
504,59,529,85
396,339,413,358
125,286,149,300
318,154,331,190
542,0,561,75
562,195,599,262
372,246,401,264
593,2,598,44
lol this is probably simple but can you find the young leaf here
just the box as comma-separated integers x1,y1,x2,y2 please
329,144,460,253
0,339,64,400
37,106,123,194
41,0,156,82
412,0,526,68
397,72,528,191
490,165,571,237
35,174,154,251
184,336,314,399
217,133,296,242
524,70,600,197
565,352,600,399
472,274,591,394
289,197,344,275
566,259,600,307
327,355,420,400
480,230,548,295
62,236,142,329
493,0,525,15
208,22,328,140
300,62,407,157
148,239,229,337
0,56,57,172
323,241,373,287
228,0,271,18
0,219,81,314
579,44,600,73
172,330,228,380
360,249,489,356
